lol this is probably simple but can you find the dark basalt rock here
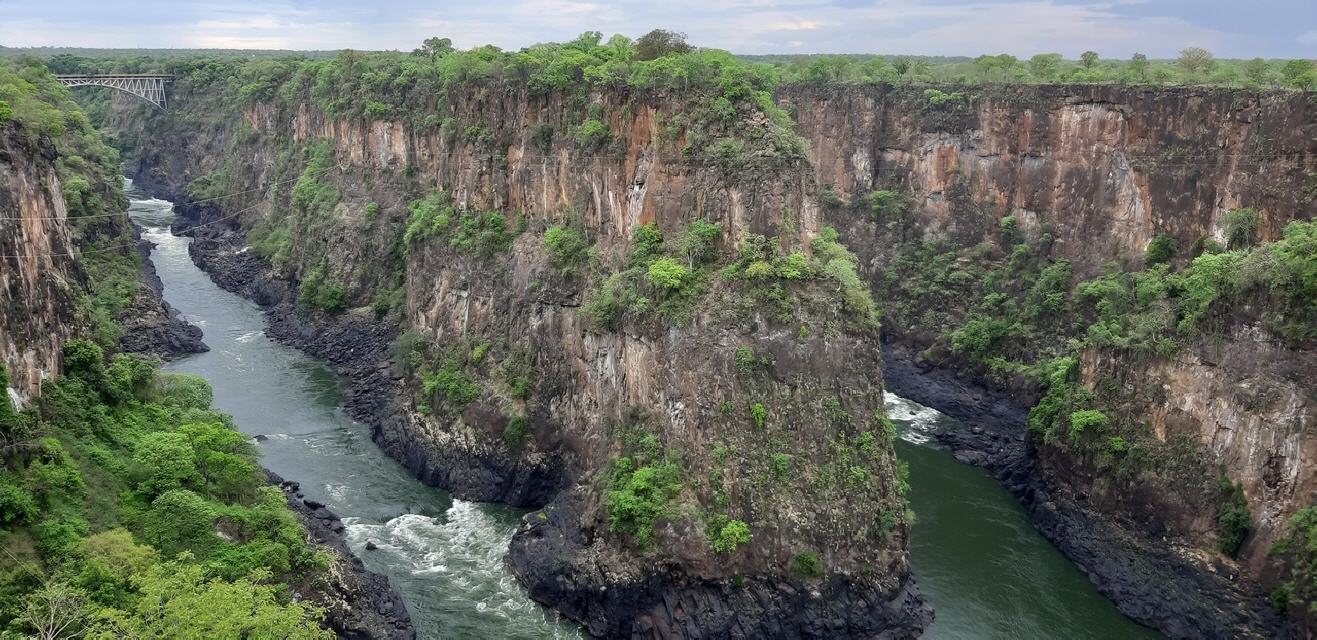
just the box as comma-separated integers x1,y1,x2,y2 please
268,471,415,639
115,215,209,360
506,492,931,639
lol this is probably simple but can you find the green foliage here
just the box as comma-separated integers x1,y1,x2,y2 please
504,416,530,449
1067,409,1110,445
607,457,683,548
297,265,347,313
1216,478,1250,557
0,347,327,635
749,403,767,428
290,140,339,217
707,515,750,553
0,483,37,526
573,118,610,150
790,551,823,577
1222,207,1258,249
143,489,217,557
421,360,481,411
543,226,588,275
1145,233,1176,265
132,432,199,497
647,258,690,290
403,190,512,258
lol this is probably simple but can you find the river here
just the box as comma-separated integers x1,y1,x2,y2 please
128,185,1155,639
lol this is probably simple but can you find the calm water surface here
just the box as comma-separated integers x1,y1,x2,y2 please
129,183,1154,639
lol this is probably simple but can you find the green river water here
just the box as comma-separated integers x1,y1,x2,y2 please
129,185,1156,639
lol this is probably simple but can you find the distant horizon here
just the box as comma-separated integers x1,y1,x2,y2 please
2,1,1314,59
0,45,1308,64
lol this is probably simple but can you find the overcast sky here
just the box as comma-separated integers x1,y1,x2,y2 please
1,0,1313,58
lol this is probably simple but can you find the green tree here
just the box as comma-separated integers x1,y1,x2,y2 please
1029,53,1063,81
1223,207,1258,249
1079,50,1100,70
20,582,91,640
414,37,453,63
1280,59,1314,89
91,561,330,638
647,258,690,290
133,432,199,497
178,422,259,500
144,489,217,557
1243,58,1270,86
1145,233,1176,265
634,29,692,61
1128,53,1149,82
1178,47,1215,75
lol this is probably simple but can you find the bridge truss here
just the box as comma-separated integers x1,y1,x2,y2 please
55,75,174,109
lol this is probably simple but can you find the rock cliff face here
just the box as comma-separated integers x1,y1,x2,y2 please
107,77,1315,638
0,126,87,401
790,84,1314,276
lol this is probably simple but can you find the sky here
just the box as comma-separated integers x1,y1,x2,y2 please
0,0,1313,58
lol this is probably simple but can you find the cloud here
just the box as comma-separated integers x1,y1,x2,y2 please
0,0,1311,58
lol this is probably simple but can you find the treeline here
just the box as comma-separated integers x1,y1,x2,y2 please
758,49,1315,89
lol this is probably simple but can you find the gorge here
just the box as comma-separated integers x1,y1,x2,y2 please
1,40,1314,639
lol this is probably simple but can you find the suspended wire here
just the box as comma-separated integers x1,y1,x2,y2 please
0,165,339,222
0,197,270,260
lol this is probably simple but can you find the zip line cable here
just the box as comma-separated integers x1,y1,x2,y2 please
0,196,273,260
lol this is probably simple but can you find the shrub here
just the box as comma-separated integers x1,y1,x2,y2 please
647,258,689,290
0,484,37,526
1223,208,1258,249
734,347,757,375
607,459,682,547
1217,478,1250,557
574,119,609,150
750,403,767,428
1145,233,1176,265
820,188,844,208
708,516,751,553
133,432,199,497
145,489,218,557
775,251,809,279
791,551,823,577
421,361,480,410
504,416,530,449
544,226,588,275
1067,409,1110,444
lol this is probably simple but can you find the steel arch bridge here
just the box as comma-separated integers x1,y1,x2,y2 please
55,74,174,109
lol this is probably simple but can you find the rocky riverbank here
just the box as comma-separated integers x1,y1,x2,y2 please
267,470,416,639
116,225,209,360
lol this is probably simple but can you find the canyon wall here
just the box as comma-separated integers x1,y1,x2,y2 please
0,125,86,401
107,75,1315,637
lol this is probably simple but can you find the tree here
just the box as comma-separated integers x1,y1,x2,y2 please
996,54,1019,79
1178,47,1215,75
132,431,199,496
1080,50,1099,70
634,29,692,61
647,258,690,290
1128,53,1149,82
21,582,91,640
1029,53,1063,81
1243,58,1270,86
414,37,453,63
892,57,912,78
144,489,217,557
973,54,998,81
1280,59,1315,89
